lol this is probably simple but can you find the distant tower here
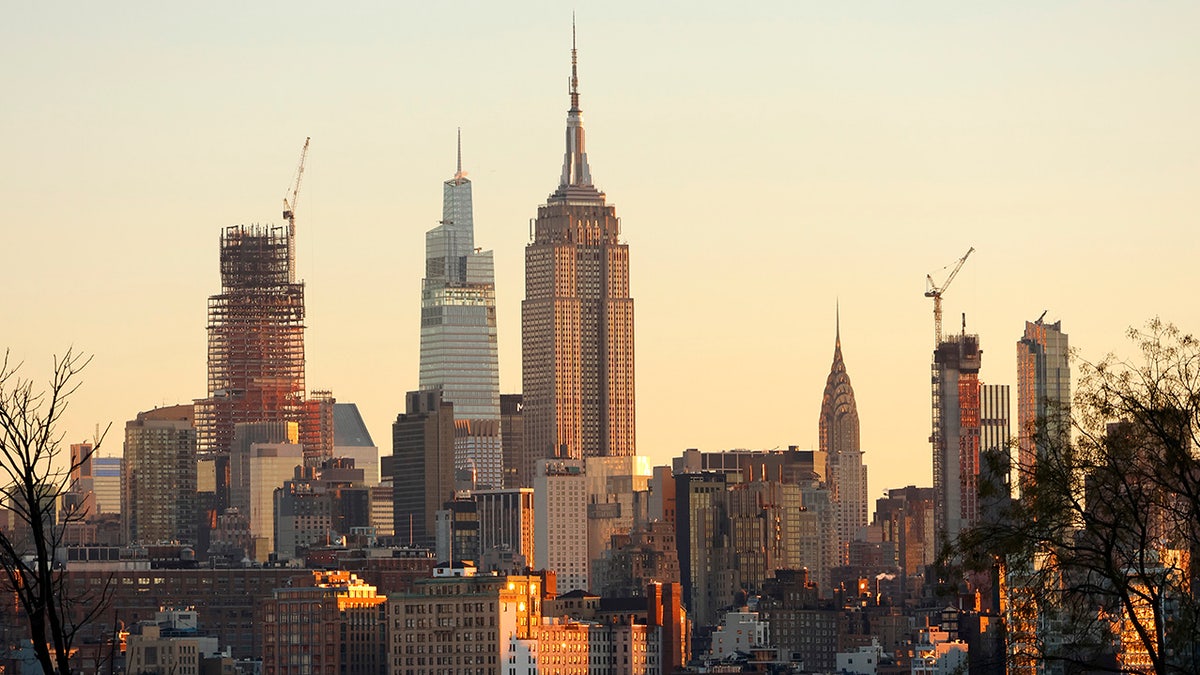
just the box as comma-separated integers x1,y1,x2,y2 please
195,223,306,508
1016,317,1069,496
391,390,456,548
932,328,982,551
420,131,502,488
818,307,867,565
522,23,635,464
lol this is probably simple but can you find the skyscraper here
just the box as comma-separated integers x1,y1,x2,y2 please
420,132,500,422
195,223,306,507
522,27,635,463
390,390,456,548
931,331,982,551
818,310,867,565
1016,317,1069,495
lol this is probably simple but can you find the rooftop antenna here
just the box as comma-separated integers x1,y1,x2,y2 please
453,127,467,183
570,13,579,111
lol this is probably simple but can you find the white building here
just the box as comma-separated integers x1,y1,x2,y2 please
836,638,882,674
248,442,302,561
535,459,588,592
708,611,770,659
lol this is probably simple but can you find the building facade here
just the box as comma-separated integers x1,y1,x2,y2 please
390,390,456,548
419,134,500,424
1016,317,1070,495
260,571,387,675
522,31,635,465
931,332,982,550
535,459,589,593
122,405,197,545
818,314,868,566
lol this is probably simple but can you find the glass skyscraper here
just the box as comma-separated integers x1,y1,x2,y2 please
419,135,501,485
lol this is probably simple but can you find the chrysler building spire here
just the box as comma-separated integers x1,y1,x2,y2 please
819,307,867,565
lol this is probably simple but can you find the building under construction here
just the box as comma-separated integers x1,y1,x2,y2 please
195,224,306,504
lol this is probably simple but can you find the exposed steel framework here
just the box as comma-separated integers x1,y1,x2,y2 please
196,224,306,460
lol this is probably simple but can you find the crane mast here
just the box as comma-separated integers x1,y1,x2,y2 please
924,246,974,347
282,137,311,283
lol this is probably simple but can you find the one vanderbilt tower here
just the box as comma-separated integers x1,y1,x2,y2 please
522,25,635,473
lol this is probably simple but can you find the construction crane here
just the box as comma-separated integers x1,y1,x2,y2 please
282,137,311,282
924,246,974,347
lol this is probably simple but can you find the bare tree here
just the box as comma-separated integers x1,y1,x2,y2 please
959,320,1200,674
0,349,111,675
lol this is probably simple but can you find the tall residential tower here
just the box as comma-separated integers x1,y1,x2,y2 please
1016,317,1069,495
818,310,867,565
522,27,635,468
419,133,502,487
932,330,982,551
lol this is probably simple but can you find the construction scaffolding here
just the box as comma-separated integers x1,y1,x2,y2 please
301,390,336,466
196,224,306,462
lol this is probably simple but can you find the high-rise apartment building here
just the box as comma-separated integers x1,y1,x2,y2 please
195,224,306,508
931,332,982,550
535,458,589,593
522,30,635,463
818,314,867,566
122,405,197,545
1016,318,1069,495
419,134,500,422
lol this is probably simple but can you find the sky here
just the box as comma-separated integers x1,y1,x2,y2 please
3,2,1198,502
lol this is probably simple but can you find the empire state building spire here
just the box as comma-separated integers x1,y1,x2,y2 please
555,17,598,199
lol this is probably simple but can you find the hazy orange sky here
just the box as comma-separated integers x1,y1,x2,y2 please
4,2,1198,501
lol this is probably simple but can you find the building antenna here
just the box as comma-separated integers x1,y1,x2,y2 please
570,13,580,111
454,127,466,183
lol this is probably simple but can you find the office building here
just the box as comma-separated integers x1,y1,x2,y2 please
274,460,370,561
818,313,867,565
419,133,500,422
932,331,982,550
473,487,536,568
501,394,525,488
228,422,301,558
522,28,635,463
122,404,197,545
674,472,733,627
390,390,455,548
1016,317,1070,495
332,402,380,486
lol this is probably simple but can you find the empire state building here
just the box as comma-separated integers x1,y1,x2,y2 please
522,28,635,473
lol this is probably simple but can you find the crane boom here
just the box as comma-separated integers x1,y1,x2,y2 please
282,137,310,282
924,246,974,346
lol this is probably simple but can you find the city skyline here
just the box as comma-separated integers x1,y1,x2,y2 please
4,3,1198,502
